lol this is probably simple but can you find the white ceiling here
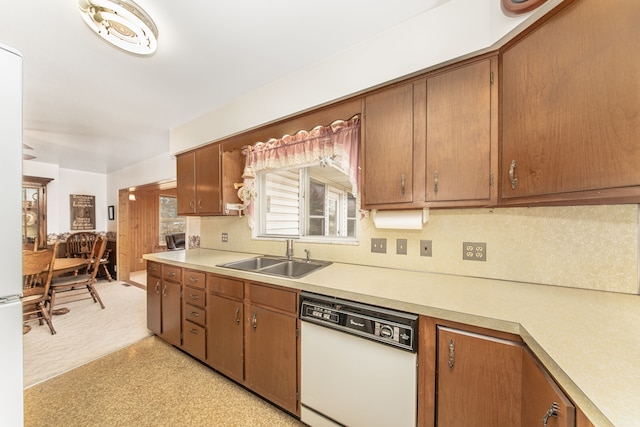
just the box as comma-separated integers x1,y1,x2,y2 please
0,0,448,174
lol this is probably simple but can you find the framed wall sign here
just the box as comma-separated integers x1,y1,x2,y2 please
70,194,96,230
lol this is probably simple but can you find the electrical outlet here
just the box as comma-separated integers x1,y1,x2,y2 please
371,238,387,254
420,240,432,257
463,242,486,261
396,239,407,255
221,233,228,242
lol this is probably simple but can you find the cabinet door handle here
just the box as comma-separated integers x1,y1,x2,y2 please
198,200,202,209
434,171,439,195
189,200,195,209
401,174,406,195
162,284,167,297
448,338,455,372
543,402,559,427
155,281,161,295
235,307,240,325
251,313,257,330
509,159,518,190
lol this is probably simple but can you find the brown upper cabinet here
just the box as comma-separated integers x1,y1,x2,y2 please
176,143,243,216
500,0,640,205
363,80,424,208
425,56,497,206
362,55,497,210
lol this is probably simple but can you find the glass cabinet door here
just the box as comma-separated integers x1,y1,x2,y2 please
22,176,52,249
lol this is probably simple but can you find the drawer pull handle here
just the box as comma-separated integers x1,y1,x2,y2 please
509,159,518,190
235,307,240,325
190,312,199,317
189,294,199,300
167,271,176,277
448,338,455,372
189,277,198,283
543,402,559,427
190,329,199,335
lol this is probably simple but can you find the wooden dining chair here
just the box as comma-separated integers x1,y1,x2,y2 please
22,241,59,335
49,236,107,313
65,232,113,281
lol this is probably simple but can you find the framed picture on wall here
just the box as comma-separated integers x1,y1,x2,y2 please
70,194,96,230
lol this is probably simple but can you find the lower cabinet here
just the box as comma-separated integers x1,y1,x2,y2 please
160,265,182,347
423,319,577,427
207,274,244,383
244,282,299,415
146,262,182,346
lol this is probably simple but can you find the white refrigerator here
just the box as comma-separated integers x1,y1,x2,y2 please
0,42,25,426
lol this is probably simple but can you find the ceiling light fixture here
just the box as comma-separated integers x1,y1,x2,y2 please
78,0,158,55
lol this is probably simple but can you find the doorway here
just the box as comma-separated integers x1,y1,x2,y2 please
117,180,184,287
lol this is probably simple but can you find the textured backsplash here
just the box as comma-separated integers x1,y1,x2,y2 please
199,204,640,295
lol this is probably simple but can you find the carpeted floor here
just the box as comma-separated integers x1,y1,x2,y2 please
23,280,152,387
24,336,303,427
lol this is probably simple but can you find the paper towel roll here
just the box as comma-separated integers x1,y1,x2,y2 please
371,209,428,230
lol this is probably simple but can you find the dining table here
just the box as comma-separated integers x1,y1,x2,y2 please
52,257,89,275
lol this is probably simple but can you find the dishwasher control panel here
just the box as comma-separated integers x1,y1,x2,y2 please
300,292,418,352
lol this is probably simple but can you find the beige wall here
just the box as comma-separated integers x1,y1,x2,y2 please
199,204,640,295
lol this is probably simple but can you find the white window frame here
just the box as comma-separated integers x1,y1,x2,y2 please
253,166,359,244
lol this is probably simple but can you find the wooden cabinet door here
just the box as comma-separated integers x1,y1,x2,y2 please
501,0,640,202
194,143,222,215
208,295,244,382
363,81,421,207
245,304,298,414
436,326,523,427
146,273,162,335
522,349,575,427
176,151,196,215
161,281,181,346
426,58,495,205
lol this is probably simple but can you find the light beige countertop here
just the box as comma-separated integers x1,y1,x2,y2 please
144,248,640,427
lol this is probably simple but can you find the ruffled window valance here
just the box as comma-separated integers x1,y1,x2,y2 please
239,115,360,225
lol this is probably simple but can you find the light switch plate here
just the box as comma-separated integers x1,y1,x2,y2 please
371,238,387,253
396,239,407,255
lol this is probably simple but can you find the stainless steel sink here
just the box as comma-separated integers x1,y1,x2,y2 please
218,256,331,279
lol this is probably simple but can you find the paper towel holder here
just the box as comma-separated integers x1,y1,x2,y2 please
371,208,429,230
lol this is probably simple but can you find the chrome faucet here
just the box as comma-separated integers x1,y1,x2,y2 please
304,249,311,263
285,239,294,261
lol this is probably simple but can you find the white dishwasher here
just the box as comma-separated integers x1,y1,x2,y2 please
300,292,418,427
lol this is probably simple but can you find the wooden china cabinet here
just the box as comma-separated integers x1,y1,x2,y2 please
22,176,52,249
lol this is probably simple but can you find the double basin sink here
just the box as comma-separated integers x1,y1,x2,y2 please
218,255,331,279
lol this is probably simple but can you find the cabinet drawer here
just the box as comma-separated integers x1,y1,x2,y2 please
147,261,162,278
184,305,206,327
184,286,206,308
249,282,298,315
163,265,182,283
182,320,206,361
183,269,205,289
208,274,244,300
